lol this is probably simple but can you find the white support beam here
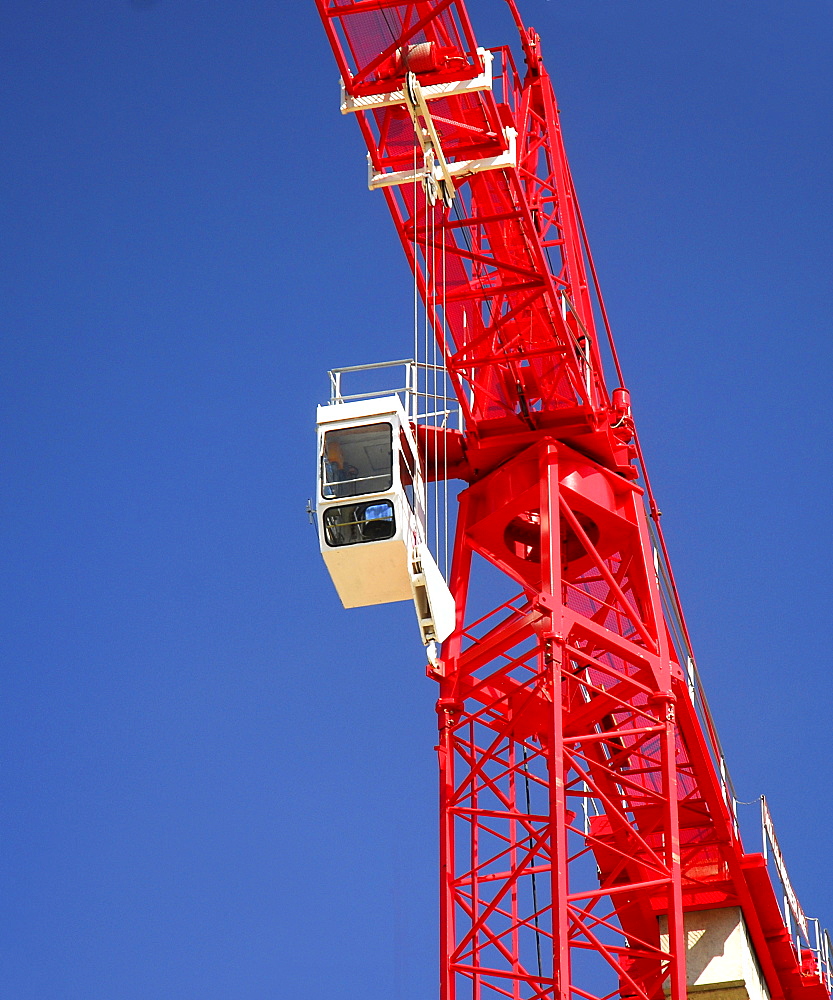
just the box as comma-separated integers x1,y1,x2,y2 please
340,48,494,114
367,127,517,192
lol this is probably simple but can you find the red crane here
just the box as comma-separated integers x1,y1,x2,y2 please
311,4,831,1000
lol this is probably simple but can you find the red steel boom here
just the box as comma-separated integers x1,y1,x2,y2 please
312,4,831,1000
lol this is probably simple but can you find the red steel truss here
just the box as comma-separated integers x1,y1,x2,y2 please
312,3,830,1000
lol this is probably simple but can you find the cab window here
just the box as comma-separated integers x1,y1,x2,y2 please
323,500,396,547
321,423,393,499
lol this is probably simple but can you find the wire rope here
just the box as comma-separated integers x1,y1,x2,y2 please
420,166,431,556
403,72,450,578
522,743,544,979
432,201,439,561
413,144,419,424
442,204,449,578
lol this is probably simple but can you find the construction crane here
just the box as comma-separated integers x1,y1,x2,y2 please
310,3,831,1000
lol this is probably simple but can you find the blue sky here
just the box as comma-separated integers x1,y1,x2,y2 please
1,2,832,998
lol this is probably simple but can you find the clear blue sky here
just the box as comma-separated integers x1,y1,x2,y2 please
1,2,832,998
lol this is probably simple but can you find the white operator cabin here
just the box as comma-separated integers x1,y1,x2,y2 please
316,395,455,648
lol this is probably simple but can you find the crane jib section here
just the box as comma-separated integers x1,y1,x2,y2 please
311,4,831,1000
317,1,615,448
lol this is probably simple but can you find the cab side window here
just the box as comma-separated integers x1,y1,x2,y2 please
399,438,416,510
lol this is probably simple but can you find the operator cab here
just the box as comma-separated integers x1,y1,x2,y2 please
315,395,454,647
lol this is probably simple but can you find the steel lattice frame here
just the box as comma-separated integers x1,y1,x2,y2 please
312,4,828,1000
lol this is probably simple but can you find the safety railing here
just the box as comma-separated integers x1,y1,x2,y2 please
646,514,741,835
327,358,462,431
761,795,833,991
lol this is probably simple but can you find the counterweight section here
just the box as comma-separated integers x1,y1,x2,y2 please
659,908,769,1000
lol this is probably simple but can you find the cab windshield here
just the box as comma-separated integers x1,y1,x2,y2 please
321,422,393,499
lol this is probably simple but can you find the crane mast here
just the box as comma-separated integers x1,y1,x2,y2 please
311,4,831,1000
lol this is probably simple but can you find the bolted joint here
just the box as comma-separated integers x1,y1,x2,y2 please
436,697,463,725
542,636,564,668
535,592,561,615
647,691,677,724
